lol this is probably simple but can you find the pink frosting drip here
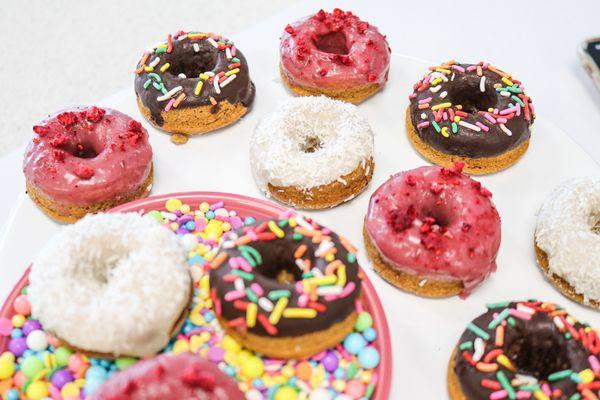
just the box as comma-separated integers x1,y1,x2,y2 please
365,164,501,297
23,106,152,208
280,9,391,88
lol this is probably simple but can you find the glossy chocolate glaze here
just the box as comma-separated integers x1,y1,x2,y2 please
210,217,361,337
134,32,255,126
409,62,535,158
454,301,599,399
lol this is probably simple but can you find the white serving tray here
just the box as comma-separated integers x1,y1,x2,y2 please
1,52,599,398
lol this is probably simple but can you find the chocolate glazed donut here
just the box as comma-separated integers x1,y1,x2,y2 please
209,214,361,359
407,61,535,174
449,301,600,399
134,31,255,142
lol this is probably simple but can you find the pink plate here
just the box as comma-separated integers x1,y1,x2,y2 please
0,191,391,399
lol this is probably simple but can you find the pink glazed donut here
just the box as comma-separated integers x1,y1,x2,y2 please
363,162,501,298
23,106,153,223
280,8,391,104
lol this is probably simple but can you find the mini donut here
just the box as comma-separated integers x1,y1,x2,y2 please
23,106,153,223
280,8,391,104
250,96,374,209
134,30,255,144
407,61,535,174
209,211,362,359
28,213,192,357
448,300,600,399
92,353,245,400
535,177,600,309
364,162,501,298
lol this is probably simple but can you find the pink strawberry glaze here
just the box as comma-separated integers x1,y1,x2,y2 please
364,163,501,297
280,9,391,89
91,353,245,400
23,106,152,210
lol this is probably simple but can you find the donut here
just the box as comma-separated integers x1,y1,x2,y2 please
448,300,600,399
28,213,192,357
134,30,255,144
250,96,374,209
407,60,535,174
535,177,600,309
23,106,153,223
280,8,390,104
363,162,501,298
209,210,362,359
92,353,245,400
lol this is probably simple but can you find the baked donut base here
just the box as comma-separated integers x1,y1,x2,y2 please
534,241,600,310
266,158,374,210
219,311,357,359
136,97,250,144
447,348,467,400
47,281,192,359
405,108,530,175
363,225,464,297
280,66,381,104
25,165,153,224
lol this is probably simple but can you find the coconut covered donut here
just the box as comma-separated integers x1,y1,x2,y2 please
28,213,192,357
535,177,600,309
250,96,374,209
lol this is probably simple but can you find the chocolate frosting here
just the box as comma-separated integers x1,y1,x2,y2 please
134,32,255,126
409,62,535,158
454,301,599,399
209,216,361,337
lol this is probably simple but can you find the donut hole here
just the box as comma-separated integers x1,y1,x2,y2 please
449,81,497,113
300,136,323,153
249,242,304,284
313,31,349,55
63,140,102,159
168,49,216,77
505,320,571,380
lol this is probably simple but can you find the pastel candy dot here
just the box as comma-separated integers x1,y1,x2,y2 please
1,352,15,363
332,379,346,392
13,370,26,387
207,346,225,363
180,234,198,251
22,319,42,336
5,389,19,400
51,369,75,389
26,330,48,351
54,347,73,367
354,312,373,332
274,385,298,400
21,355,44,377
11,314,25,328
310,388,333,400
343,333,367,355
61,381,81,397
357,347,380,369
146,210,163,222
8,337,27,357
362,327,377,342
199,202,210,212
222,335,242,353
115,357,136,370
13,295,31,316
68,354,88,373
0,357,15,379
165,198,183,212
296,361,312,381
244,216,255,225
240,356,264,379
335,395,352,400
0,317,13,336
246,388,263,400
26,381,49,400
181,204,191,213
322,352,339,372
344,379,365,399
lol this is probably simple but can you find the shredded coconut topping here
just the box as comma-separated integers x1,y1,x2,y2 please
28,212,191,356
250,96,374,190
